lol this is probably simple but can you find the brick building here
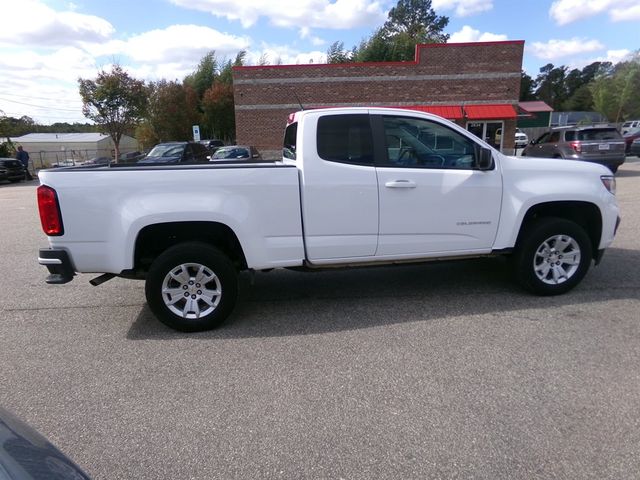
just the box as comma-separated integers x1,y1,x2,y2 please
233,41,524,159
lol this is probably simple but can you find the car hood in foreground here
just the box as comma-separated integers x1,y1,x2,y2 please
0,407,90,479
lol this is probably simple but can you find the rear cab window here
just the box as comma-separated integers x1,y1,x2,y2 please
316,114,373,165
283,122,297,160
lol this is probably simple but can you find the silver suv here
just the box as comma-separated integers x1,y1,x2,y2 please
522,125,625,173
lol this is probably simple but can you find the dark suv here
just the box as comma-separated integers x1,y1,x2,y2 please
522,125,625,173
0,158,26,183
137,142,209,164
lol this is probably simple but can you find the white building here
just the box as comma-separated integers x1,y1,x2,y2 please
11,133,139,168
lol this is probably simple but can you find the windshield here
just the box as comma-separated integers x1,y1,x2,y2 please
212,147,249,159
147,144,185,157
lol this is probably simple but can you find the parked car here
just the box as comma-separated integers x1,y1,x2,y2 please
0,158,26,183
622,128,640,153
137,142,209,164
200,139,224,153
515,128,529,148
83,156,112,166
119,151,143,163
630,137,640,156
522,125,625,173
209,145,260,161
621,120,640,135
0,407,91,479
51,159,76,168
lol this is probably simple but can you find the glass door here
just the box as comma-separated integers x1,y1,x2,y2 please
466,121,504,151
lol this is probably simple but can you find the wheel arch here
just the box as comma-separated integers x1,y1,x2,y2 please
133,221,247,275
515,201,602,258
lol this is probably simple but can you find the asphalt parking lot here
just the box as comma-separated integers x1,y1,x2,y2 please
1,159,640,479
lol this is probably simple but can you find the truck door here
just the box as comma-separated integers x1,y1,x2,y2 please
373,113,502,257
298,112,379,260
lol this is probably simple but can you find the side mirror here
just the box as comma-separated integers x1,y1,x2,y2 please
476,147,494,170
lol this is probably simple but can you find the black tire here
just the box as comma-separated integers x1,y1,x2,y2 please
513,217,592,296
609,165,618,174
145,242,238,332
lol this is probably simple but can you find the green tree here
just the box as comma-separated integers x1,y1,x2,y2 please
327,41,351,64
202,83,236,142
78,65,148,160
519,71,536,101
331,0,449,63
145,80,200,142
534,64,568,110
184,52,218,100
591,53,640,121
382,0,449,42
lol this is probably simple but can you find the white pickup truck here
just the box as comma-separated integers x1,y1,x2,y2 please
38,108,620,331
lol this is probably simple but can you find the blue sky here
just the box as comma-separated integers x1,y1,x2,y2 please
0,0,637,124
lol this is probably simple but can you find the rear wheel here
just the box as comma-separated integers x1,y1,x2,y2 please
513,217,592,295
145,242,238,332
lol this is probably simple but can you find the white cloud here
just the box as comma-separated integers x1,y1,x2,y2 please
550,0,640,24
0,0,114,47
168,0,386,29
449,26,507,43
528,38,604,60
246,42,327,65
433,0,493,16
99,25,251,63
299,27,326,46
568,49,633,69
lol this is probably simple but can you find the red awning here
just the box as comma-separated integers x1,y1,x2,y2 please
393,104,516,120
464,104,517,120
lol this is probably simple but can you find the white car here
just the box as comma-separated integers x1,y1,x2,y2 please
515,128,529,148
621,120,640,135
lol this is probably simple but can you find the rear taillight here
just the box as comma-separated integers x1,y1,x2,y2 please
37,185,64,236
569,141,582,153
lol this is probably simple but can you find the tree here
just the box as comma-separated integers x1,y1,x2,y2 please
327,41,351,64
202,83,236,142
590,53,640,121
382,0,449,42
78,65,148,160
331,0,449,63
534,63,568,110
145,80,200,142
184,52,218,100
519,71,536,101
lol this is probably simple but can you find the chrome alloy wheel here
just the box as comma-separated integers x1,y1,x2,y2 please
533,234,581,285
161,263,222,319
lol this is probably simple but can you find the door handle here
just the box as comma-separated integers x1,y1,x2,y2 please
385,180,416,188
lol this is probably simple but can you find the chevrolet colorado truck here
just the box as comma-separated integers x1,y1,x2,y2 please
37,108,620,332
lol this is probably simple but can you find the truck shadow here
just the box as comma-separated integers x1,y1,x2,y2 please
127,247,640,340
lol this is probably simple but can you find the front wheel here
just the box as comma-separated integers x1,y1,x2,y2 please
145,242,238,332
513,217,592,295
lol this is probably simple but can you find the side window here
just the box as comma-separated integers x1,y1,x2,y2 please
564,131,576,141
549,132,560,142
381,115,478,169
183,145,193,162
283,122,297,160
317,114,373,165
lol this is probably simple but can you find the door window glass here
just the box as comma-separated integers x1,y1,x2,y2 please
382,115,477,169
317,114,373,165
